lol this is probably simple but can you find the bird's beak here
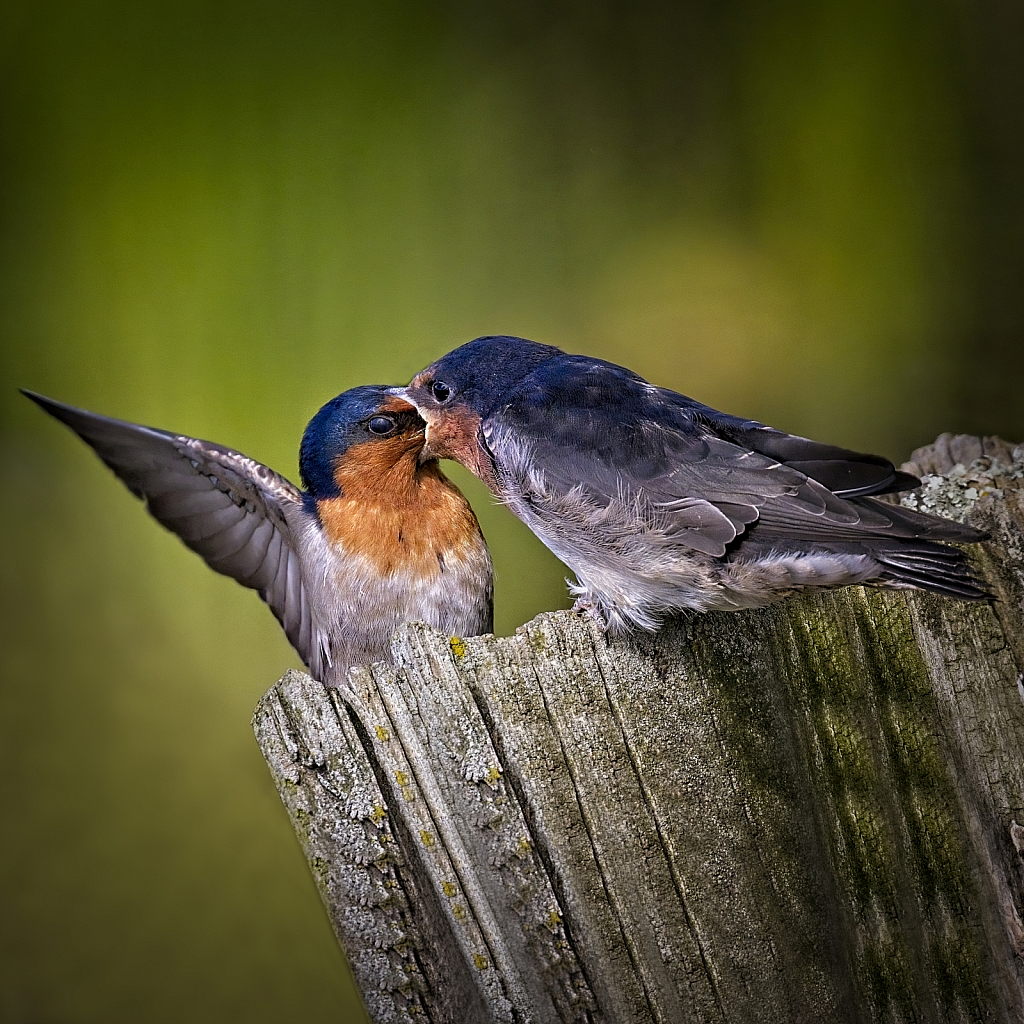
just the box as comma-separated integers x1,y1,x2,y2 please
419,423,441,462
389,386,439,461
389,384,425,414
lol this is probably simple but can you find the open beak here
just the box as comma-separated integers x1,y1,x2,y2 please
389,385,439,461
418,426,440,462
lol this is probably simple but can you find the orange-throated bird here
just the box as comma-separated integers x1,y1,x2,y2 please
24,387,493,683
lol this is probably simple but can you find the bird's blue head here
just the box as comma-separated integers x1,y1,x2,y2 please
397,336,563,479
299,385,425,500
404,335,563,421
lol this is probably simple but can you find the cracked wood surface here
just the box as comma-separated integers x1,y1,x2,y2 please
254,437,1024,1024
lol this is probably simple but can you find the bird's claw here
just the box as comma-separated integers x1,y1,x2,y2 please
571,593,609,633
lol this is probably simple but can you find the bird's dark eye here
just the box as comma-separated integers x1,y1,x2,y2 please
431,380,452,403
367,415,396,435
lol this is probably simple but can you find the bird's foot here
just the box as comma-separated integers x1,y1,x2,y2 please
570,593,609,634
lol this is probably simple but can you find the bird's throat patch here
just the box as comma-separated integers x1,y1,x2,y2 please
317,448,483,578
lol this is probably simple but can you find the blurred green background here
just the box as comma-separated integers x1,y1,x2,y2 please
1,0,1021,1020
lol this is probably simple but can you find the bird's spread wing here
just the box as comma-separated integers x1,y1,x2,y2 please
25,391,315,665
482,356,964,558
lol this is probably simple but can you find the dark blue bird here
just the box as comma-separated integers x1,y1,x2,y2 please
399,335,986,633
23,387,493,682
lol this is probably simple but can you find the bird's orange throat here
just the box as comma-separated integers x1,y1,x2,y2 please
316,440,483,578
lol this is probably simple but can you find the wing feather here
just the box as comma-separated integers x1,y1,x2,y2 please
161,502,249,543
147,486,238,519
23,391,319,669
227,518,276,583
484,357,978,557
203,513,266,564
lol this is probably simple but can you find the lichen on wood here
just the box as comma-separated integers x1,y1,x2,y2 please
254,438,1024,1024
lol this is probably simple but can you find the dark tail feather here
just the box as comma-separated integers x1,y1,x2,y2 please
873,542,990,601
856,496,989,543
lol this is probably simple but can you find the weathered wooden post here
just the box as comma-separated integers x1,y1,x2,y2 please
254,435,1024,1024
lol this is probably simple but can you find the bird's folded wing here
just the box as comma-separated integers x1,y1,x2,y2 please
23,392,315,666
674,395,920,497
483,359,788,555
484,357,972,558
